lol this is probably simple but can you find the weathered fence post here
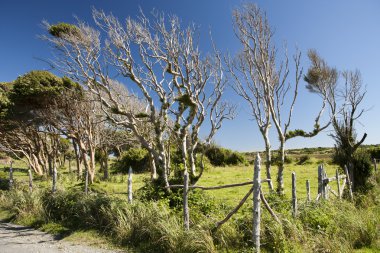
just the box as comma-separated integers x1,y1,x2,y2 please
253,153,261,252
183,169,189,231
336,169,341,199
373,158,377,172
324,166,329,199
28,168,33,192
52,165,57,193
292,172,297,217
306,180,311,202
9,161,13,190
128,166,133,203
84,167,89,195
344,165,353,201
318,164,323,198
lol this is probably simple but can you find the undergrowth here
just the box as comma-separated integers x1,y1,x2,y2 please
0,172,379,252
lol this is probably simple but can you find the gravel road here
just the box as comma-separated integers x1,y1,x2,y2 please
0,222,125,253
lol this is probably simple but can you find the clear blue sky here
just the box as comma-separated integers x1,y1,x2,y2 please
1,0,379,151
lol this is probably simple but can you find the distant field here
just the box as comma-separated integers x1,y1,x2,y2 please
1,153,341,206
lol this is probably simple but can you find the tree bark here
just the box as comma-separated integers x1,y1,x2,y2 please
253,153,261,252
276,140,285,194
264,136,273,191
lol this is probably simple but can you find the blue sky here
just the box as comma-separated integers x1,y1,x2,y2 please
1,0,379,151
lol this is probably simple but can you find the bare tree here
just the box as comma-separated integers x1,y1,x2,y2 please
231,4,329,194
43,9,234,187
305,50,367,188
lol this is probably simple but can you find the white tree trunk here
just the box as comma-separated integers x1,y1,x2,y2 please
128,166,133,203
183,170,189,231
52,165,57,193
253,153,261,252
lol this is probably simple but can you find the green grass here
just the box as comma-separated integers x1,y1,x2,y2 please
0,156,345,205
197,158,340,205
0,153,379,252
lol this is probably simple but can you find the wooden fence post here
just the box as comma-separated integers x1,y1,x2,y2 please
344,165,353,201
292,172,297,217
373,158,377,172
318,164,323,196
324,169,329,200
9,161,13,190
128,166,133,203
52,165,57,193
183,170,189,231
336,169,341,199
306,180,311,202
253,153,261,252
28,168,33,192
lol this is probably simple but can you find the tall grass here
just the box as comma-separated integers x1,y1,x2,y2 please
0,170,379,252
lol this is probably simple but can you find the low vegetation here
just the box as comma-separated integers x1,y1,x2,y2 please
1,149,379,252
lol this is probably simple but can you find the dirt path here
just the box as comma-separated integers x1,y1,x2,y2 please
0,223,125,253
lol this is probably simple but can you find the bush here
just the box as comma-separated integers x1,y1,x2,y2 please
333,148,373,192
297,155,311,165
112,148,149,173
205,145,246,166
352,150,373,192
271,153,293,166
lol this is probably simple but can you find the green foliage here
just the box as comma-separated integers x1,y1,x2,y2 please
271,153,293,166
0,82,12,116
297,154,311,165
333,148,373,192
368,145,380,159
48,23,81,38
112,148,149,173
6,71,81,122
205,145,246,166
175,94,196,107
135,112,149,118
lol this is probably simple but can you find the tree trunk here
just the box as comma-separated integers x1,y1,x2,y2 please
264,135,274,191
253,154,261,252
73,140,82,179
189,149,197,177
276,140,285,194
149,152,157,180
88,146,96,184
158,144,170,188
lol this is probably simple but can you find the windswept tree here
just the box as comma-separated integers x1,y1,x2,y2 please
231,4,329,193
43,9,234,187
0,71,80,175
304,50,367,190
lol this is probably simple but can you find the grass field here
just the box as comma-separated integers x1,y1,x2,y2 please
1,155,343,207
1,156,341,205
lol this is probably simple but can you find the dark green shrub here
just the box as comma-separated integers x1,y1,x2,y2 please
226,152,246,165
352,150,373,192
112,148,149,173
205,145,246,166
205,145,228,166
271,153,293,166
333,148,373,192
297,154,311,165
